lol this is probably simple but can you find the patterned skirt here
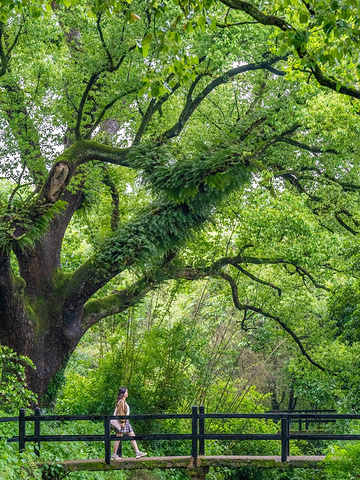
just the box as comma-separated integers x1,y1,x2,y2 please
116,420,133,434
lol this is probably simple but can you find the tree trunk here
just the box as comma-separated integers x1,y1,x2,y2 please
0,272,86,401
0,192,86,403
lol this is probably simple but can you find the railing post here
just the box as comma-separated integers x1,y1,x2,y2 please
281,417,289,462
116,437,123,457
104,417,111,465
199,405,205,456
34,407,41,456
19,408,26,453
191,406,198,460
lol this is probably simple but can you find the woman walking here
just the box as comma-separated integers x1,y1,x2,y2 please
111,387,147,460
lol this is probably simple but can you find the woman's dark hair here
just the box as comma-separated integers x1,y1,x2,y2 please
116,387,127,404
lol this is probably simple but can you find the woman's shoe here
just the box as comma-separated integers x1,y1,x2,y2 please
136,451,147,459
111,453,122,460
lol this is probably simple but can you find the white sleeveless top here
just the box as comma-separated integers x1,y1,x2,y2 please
110,400,130,430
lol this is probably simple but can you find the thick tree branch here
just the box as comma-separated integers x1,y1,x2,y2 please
220,0,292,30
162,55,288,139
0,141,132,245
60,199,212,308
83,276,153,330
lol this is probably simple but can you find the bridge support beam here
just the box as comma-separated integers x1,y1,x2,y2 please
188,466,209,480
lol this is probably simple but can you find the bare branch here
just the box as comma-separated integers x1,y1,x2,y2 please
174,251,329,292
219,270,328,373
276,166,360,195
247,123,301,159
301,0,315,15
232,263,282,296
7,22,23,57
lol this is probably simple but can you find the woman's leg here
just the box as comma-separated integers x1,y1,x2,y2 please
128,430,139,452
113,432,123,454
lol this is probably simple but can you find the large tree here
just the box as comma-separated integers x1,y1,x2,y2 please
0,0,359,401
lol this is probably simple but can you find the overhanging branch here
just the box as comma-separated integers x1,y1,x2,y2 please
175,252,329,292
219,270,328,373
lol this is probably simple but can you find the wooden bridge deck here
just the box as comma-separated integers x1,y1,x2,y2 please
59,455,327,472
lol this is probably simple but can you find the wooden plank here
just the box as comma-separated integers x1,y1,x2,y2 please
51,455,327,473
59,456,194,472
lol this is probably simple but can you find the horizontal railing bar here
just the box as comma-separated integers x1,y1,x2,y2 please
22,414,192,422
289,434,360,441
199,413,360,420
5,413,360,422
199,413,293,419
282,414,360,419
198,433,281,440
268,410,336,413
24,435,108,442
14,434,193,443
201,434,281,441
198,414,290,419
0,417,17,422
117,434,192,441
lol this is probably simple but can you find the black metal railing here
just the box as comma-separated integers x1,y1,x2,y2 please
2,407,360,465
267,409,337,431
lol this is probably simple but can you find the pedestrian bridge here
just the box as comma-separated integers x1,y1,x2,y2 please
58,454,327,479
3,407,355,479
